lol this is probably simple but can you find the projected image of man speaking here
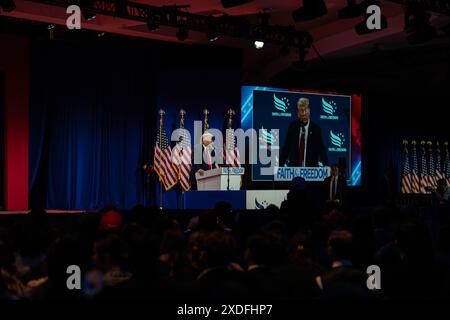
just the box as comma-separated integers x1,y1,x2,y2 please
280,97,328,167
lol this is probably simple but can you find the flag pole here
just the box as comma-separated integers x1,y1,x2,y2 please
159,109,165,210
203,108,210,132
226,108,235,190
179,109,186,209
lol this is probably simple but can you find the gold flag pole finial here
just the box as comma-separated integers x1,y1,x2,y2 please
179,109,186,129
227,108,235,128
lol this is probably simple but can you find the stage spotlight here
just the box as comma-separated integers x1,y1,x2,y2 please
176,27,188,41
221,0,255,9
80,0,96,20
254,40,264,49
404,3,436,45
292,0,327,22
0,0,16,12
84,11,96,21
207,31,220,42
338,0,363,19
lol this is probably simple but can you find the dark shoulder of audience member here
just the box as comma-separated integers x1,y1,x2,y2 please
320,230,374,300
93,233,135,300
44,233,88,299
189,231,248,301
245,231,321,299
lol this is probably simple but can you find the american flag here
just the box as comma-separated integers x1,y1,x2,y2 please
428,143,437,188
420,143,428,193
411,142,420,193
153,126,177,190
435,142,444,182
444,142,450,186
225,128,241,167
400,143,412,194
173,128,192,191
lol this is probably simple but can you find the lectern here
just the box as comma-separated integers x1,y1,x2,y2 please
195,167,245,191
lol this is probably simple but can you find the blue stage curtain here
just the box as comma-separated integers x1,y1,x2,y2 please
29,39,156,210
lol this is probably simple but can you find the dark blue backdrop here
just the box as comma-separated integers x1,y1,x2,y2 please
29,38,242,210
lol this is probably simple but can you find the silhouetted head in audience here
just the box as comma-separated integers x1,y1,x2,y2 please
265,204,280,215
245,232,286,268
197,210,221,232
199,231,236,270
327,230,354,263
394,221,432,263
187,232,207,272
289,231,316,268
99,209,123,233
215,201,231,216
159,228,186,267
215,201,232,226
261,220,287,237
435,178,448,201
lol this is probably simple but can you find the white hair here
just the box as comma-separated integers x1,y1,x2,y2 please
297,97,310,108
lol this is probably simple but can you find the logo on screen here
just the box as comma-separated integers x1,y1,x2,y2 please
328,130,347,152
255,198,269,209
320,98,339,120
272,94,292,117
259,127,279,150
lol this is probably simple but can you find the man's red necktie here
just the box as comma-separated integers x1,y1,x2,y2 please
207,149,212,170
298,130,305,167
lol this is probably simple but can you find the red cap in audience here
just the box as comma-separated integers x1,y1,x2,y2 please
99,210,123,231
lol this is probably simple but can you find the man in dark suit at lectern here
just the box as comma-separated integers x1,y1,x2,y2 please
191,131,219,190
324,164,347,204
280,97,328,167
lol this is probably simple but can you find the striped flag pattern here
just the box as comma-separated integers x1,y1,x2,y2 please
401,143,412,193
420,143,428,193
153,127,177,190
411,142,420,193
444,143,450,186
225,128,241,167
173,128,192,191
435,143,444,182
428,143,437,188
